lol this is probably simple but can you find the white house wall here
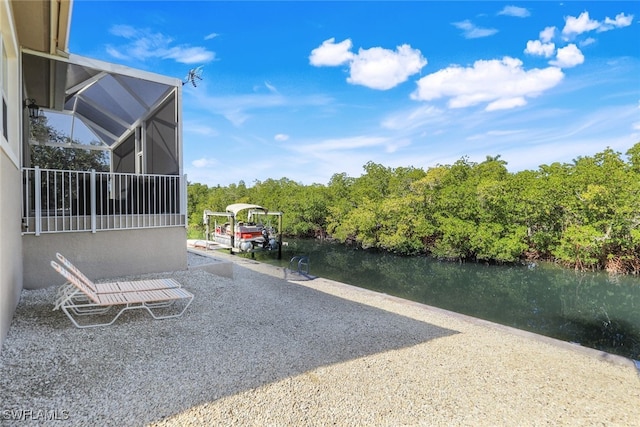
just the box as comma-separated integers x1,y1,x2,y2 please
0,0,24,349
3,0,187,352
0,150,23,348
23,227,187,290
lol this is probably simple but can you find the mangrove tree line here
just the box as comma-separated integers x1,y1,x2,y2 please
188,144,640,274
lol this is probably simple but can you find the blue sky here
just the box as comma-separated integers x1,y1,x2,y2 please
69,1,639,187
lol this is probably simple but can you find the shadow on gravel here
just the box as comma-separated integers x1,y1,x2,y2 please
0,266,457,426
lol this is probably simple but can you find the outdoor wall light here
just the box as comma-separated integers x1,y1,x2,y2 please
24,98,41,120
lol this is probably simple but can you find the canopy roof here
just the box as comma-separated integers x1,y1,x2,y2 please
203,204,282,219
22,50,182,150
226,204,268,216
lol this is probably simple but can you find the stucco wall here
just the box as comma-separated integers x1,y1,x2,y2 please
0,151,23,348
0,0,23,350
23,227,187,290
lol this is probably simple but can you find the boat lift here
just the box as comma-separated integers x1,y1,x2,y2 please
203,203,283,259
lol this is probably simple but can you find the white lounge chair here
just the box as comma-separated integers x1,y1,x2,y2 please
53,252,184,312
51,260,193,328
55,252,181,294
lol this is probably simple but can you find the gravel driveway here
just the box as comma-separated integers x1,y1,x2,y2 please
0,249,638,426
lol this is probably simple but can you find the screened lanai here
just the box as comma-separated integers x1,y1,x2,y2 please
22,50,182,175
21,50,186,234
10,0,188,291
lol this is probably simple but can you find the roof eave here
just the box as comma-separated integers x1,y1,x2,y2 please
67,53,183,88
53,0,73,55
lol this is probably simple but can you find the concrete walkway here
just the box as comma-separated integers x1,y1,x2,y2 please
0,249,638,426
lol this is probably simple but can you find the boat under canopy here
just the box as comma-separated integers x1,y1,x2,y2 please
203,204,283,258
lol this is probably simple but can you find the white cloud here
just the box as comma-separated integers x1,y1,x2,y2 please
347,45,427,90
381,105,446,131
466,129,525,142
310,39,426,90
264,81,279,94
295,136,389,153
411,57,564,111
560,12,633,41
284,135,416,175
600,13,634,32
309,38,354,66
539,26,556,43
195,90,332,128
385,139,411,153
106,25,216,64
486,97,527,111
562,12,600,38
184,122,218,137
274,133,289,142
452,20,498,39
580,37,596,48
281,134,417,176
525,40,555,58
164,46,216,64
192,158,218,168
527,10,631,67
203,93,286,125
109,24,138,38
105,46,128,60
550,44,584,68
498,6,530,18
204,33,219,40
226,110,252,127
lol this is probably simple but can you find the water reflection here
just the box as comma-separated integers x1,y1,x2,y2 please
247,239,640,360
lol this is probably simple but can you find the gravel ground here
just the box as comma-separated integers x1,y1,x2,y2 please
0,249,638,426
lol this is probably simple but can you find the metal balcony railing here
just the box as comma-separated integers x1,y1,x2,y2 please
22,167,187,235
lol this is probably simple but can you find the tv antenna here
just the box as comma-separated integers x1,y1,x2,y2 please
183,65,204,87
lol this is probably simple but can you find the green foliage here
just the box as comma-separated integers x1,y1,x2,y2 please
30,144,109,171
431,216,475,261
377,193,434,254
627,142,640,173
186,143,640,274
554,224,604,269
29,117,109,171
186,182,210,238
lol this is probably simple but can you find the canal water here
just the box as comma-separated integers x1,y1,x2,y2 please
247,238,640,360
